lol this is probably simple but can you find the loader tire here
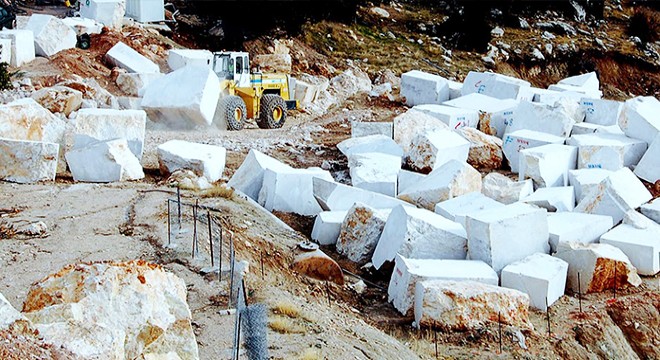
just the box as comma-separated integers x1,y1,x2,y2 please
220,95,247,131
257,94,286,129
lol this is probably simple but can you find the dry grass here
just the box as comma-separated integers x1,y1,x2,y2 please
271,300,318,323
200,185,234,199
268,315,306,334
298,348,321,360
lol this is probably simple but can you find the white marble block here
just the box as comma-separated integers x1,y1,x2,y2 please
548,212,613,253
501,253,568,311
519,144,578,188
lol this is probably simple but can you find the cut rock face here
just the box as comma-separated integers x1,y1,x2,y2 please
600,224,660,276
397,169,426,195
521,186,575,212
414,280,532,330
167,49,213,71
507,99,584,138
406,130,470,173
466,202,549,273
641,199,660,225
398,160,482,210
566,133,647,171
351,121,393,138
0,291,25,330
634,134,660,183
142,66,221,128
519,144,578,188
372,205,467,270
66,138,145,182
336,203,390,264
0,138,59,183
337,134,403,159
547,212,613,253
311,210,348,246
412,104,479,129
73,108,147,160
157,140,227,182
25,14,77,57
22,261,199,360
580,98,623,126
554,243,642,293
481,173,534,205
618,96,660,146
501,253,568,311
116,72,164,97
443,93,518,138
393,109,449,154
313,177,410,211
434,192,505,228
258,167,333,216
388,255,498,316
105,42,160,74
456,127,503,170
400,70,449,106
461,71,531,100
568,168,613,202
575,167,652,224
228,149,292,200
80,0,126,30
503,130,565,173
0,30,35,67
348,152,401,197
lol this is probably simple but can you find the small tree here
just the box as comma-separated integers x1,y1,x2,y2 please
0,62,14,91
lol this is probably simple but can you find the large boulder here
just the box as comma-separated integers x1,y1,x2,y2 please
25,14,77,57
157,140,226,183
398,160,482,210
116,72,164,97
443,93,518,138
0,29,35,67
519,144,578,188
258,167,333,216
566,133,647,171
141,66,221,128
461,71,531,100
313,177,410,211
548,212,613,253
337,134,403,159
336,203,390,264
414,280,532,330
168,49,213,71
633,134,660,183
80,0,126,30
456,127,503,170
31,86,83,116
73,108,147,160
393,109,449,154
618,96,660,146
105,42,160,74
58,78,119,109
22,261,199,359
406,129,470,173
348,152,401,197
412,104,479,129
66,138,144,182
401,70,449,106
227,149,292,200
507,99,584,138
0,138,59,183
482,173,533,204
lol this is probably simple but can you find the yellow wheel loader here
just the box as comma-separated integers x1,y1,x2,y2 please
212,51,298,131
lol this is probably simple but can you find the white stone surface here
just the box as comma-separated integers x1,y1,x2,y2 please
507,99,584,138
116,72,163,97
434,192,505,228
501,253,568,311
393,109,449,154
503,129,565,172
447,80,463,99
397,169,426,195
444,93,518,138
167,49,213,71
117,96,142,110
311,210,347,246
388,255,498,316
482,173,534,204
554,242,641,293
519,144,577,188
548,83,602,99
566,133,647,171
61,17,103,35
461,71,531,100
558,72,600,90
571,122,605,136
125,0,165,22
73,108,147,159
26,14,77,57
66,138,144,182
600,224,660,276
580,98,623,126
412,104,479,129
398,160,482,210
0,292,25,330
568,168,613,202
258,167,333,216
0,138,58,183
349,152,401,197
227,149,292,200
400,70,449,106
575,168,653,224
641,199,660,225
351,121,393,138
618,96,660,145
157,140,226,182
0,29,35,67
406,129,470,172
31,85,83,116
141,65,221,127
0,39,11,64
373,205,468,270
336,203,390,264
338,134,403,158
456,127,504,170
634,134,660,183
414,280,532,330
313,177,410,211
105,42,160,74
466,202,549,273
522,186,575,212
548,212,613,253
623,210,660,230
80,0,126,30
23,261,199,359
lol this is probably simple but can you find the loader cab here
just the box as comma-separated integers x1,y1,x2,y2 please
213,51,250,88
